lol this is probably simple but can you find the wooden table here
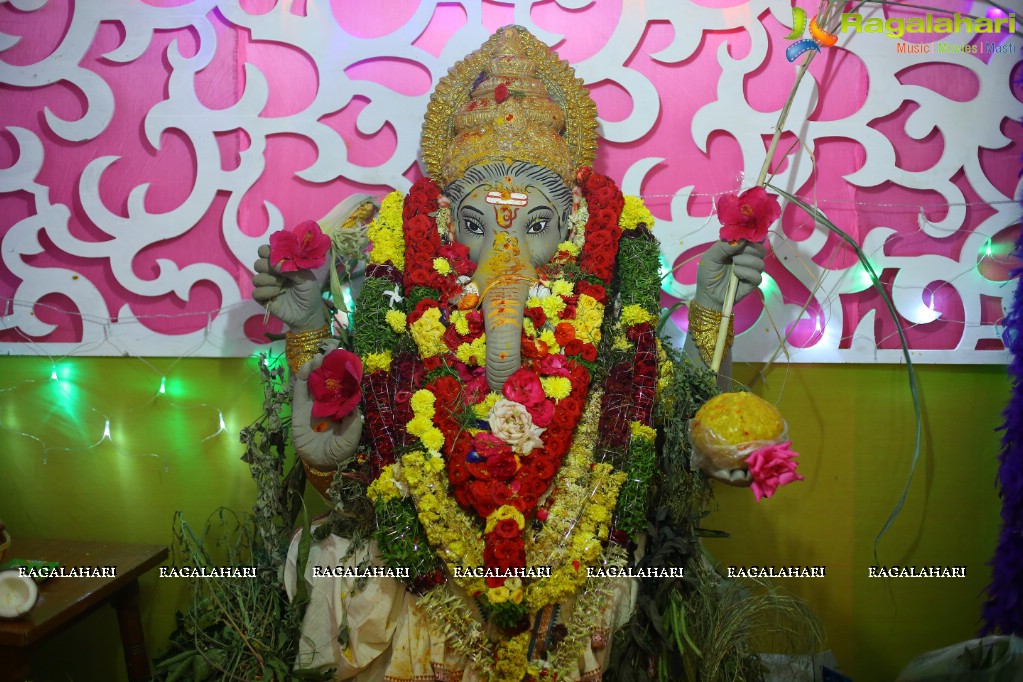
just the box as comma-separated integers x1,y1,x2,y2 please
0,538,168,682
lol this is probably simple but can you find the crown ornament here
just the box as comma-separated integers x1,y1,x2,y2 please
421,25,598,187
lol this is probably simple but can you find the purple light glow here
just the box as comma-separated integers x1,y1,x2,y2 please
987,7,1008,19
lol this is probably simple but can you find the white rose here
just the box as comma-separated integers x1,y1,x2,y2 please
489,398,545,455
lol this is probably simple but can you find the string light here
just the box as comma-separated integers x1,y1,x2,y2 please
159,376,167,395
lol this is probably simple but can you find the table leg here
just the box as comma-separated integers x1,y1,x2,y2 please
0,646,30,682
111,579,151,682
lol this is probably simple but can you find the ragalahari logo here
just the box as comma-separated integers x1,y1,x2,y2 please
785,7,839,62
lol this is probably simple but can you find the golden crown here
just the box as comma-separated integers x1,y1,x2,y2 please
421,25,598,187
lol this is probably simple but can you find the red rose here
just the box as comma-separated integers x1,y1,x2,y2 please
469,481,499,518
269,220,330,272
466,310,484,335
529,455,558,480
453,486,473,510
524,306,546,329
308,349,363,420
564,339,583,357
527,399,554,427
433,376,462,403
580,343,598,362
475,432,513,459
493,518,520,540
576,280,606,304
554,323,576,346
487,453,519,481
405,215,434,240
492,538,525,564
448,459,471,485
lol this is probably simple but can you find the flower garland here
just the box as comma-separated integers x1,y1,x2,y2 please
352,168,665,680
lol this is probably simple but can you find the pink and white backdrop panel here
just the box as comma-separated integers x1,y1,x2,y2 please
0,0,1019,362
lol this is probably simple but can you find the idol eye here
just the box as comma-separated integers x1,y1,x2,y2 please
462,217,484,235
526,218,549,235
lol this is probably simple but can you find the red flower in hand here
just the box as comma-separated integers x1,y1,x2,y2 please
269,220,331,272
308,349,363,420
717,187,781,243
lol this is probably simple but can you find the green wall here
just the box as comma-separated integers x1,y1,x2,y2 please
0,356,1008,681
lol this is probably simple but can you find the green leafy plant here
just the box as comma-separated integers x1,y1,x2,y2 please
152,355,326,682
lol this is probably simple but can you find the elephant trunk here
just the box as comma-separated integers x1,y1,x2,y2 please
475,235,536,393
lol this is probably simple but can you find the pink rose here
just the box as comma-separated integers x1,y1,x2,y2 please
502,368,545,407
717,187,781,243
308,349,363,420
269,219,331,272
745,442,804,501
539,354,572,378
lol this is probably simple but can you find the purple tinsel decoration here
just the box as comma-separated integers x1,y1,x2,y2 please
981,62,1023,635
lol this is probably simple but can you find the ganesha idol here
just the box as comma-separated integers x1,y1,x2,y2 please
252,26,766,682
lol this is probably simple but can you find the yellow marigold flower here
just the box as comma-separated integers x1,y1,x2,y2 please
367,465,401,503
456,336,487,366
433,257,452,275
539,295,566,320
426,454,445,472
523,318,536,337
362,350,393,374
367,191,405,269
406,416,433,437
585,504,611,524
538,329,560,354
620,195,655,231
450,309,469,335
421,427,445,453
551,279,574,297
526,296,543,310
488,586,510,603
630,421,657,443
410,307,447,358
384,310,407,334
486,504,525,533
418,493,439,514
410,389,436,416
612,334,631,350
540,376,572,400
620,304,657,327
557,240,581,256
474,392,499,419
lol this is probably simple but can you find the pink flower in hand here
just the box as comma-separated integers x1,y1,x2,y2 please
717,187,781,243
308,349,363,420
745,441,804,501
269,220,331,272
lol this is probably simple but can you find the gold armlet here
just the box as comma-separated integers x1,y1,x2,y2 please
688,302,733,367
285,325,332,373
302,460,336,499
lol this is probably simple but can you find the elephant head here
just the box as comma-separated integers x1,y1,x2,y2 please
445,161,573,392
